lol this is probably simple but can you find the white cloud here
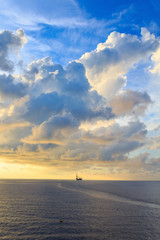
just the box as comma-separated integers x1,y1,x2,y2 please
79,28,159,99
150,46,160,75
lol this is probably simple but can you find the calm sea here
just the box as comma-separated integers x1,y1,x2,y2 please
0,180,160,240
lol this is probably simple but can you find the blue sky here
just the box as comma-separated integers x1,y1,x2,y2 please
0,0,160,179
1,0,160,65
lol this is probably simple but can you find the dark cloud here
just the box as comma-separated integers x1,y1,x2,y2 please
83,120,147,144
100,140,143,161
23,91,113,124
17,143,58,153
64,61,90,95
38,143,58,151
24,92,64,124
0,74,27,98
122,121,147,139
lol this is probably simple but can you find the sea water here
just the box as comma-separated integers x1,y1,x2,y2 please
0,180,160,240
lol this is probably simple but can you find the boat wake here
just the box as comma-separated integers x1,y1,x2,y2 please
58,182,160,210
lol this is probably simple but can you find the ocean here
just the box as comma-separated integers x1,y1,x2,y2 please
0,180,160,240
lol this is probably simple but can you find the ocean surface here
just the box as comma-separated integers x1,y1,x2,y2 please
0,180,160,240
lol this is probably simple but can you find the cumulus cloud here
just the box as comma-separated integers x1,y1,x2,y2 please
0,27,159,179
22,113,79,144
22,57,90,96
22,59,113,124
0,29,27,72
79,28,159,98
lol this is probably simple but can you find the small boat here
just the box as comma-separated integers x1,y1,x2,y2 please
76,174,82,181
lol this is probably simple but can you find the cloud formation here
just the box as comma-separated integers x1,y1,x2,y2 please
0,74,27,99
20,57,114,125
0,29,27,72
79,28,159,98
0,28,160,179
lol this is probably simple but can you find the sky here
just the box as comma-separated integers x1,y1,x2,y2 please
0,0,160,180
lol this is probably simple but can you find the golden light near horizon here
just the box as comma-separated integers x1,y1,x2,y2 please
0,156,159,181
